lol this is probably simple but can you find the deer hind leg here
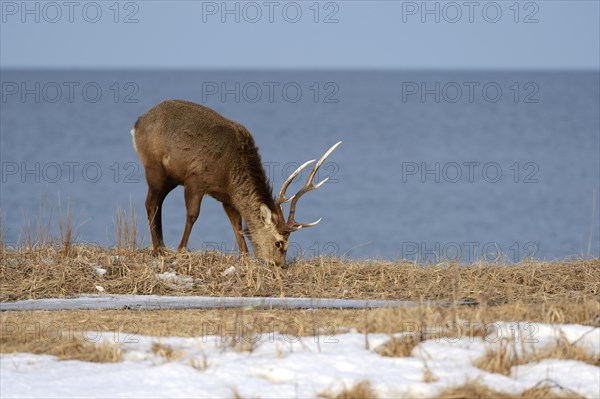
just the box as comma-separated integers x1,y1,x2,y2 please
145,172,176,255
223,203,249,254
177,185,204,253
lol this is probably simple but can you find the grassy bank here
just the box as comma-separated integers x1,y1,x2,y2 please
0,244,598,303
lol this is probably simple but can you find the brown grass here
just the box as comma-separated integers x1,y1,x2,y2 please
57,205,74,257
1,208,598,303
3,303,598,340
534,332,600,366
151,341,183,361
0,327,121,363
189,352,210,371
115,202,138,254
475,338,516,375
423,362,438,382
229,386,259,399
1,244,598,303
319,381,377,399
375,319,489,357
0,209,4,253
2,301,598,357
437,380,584,399
375,334,421,357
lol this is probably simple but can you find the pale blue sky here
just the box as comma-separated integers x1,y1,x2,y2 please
1,0,599,69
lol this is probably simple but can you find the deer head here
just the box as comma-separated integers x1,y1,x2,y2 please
248,141,342,267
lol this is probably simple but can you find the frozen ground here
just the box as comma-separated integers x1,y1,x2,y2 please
0,294,427,311
1,322,598,398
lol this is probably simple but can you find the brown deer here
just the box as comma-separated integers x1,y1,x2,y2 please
131,100,341,267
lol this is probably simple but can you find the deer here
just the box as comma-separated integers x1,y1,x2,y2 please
131,99,341,267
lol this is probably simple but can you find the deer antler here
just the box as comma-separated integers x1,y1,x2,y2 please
276,141,342,231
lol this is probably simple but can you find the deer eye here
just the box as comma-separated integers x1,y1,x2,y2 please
275,241,284,249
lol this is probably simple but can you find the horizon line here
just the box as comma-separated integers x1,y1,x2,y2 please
2,66,599,72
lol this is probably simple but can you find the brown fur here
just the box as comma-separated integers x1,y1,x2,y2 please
133,100,288,266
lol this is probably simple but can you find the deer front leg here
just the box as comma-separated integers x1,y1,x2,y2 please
145,185,174,255
177,186,204,253
222,203,249,254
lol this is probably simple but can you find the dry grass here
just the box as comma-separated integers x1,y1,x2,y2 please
2,301,598,357
437,380,584,399
423,362,438,383
114,202,138,254
151,341,183,361
57,205,74,257
189,352,210,371
229,386,259,399
475,338,516,375
1,243,598,303
0,327,121,363
475,333,599,376
375,320,489,357
2,302,598,341
319,381,377,399
1,207,598,303
375,334,422,357
437,381,511,399
58,339,120,363
533,333,600,366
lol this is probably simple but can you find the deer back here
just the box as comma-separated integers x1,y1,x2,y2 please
133,100,273,205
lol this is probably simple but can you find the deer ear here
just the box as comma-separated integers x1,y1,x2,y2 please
259,204,274,226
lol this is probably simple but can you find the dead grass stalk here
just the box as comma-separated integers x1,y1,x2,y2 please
319,381,377,399
437,379,584,399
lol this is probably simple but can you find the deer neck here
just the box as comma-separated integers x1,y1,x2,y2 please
231,174,277,229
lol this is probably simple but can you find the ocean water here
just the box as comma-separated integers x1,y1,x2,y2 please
1,70,598,262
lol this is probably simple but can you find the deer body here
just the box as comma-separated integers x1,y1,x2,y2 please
132,100,340,267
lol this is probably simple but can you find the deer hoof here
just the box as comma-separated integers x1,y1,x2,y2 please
152,247,168,257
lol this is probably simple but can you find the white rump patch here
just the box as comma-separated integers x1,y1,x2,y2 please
130,128,138,153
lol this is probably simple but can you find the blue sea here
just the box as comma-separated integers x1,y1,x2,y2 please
1,70,598,262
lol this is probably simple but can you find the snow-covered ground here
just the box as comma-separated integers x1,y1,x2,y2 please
0,294,427,311
1,322,598,398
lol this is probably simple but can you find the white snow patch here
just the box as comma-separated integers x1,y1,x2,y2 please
156,271,201,289
513,359,600,399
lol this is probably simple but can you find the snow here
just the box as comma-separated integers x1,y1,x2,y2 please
156,271,201,289
1,323,598,398
92,266,107,277
514,360,600,399
0,295,430,311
